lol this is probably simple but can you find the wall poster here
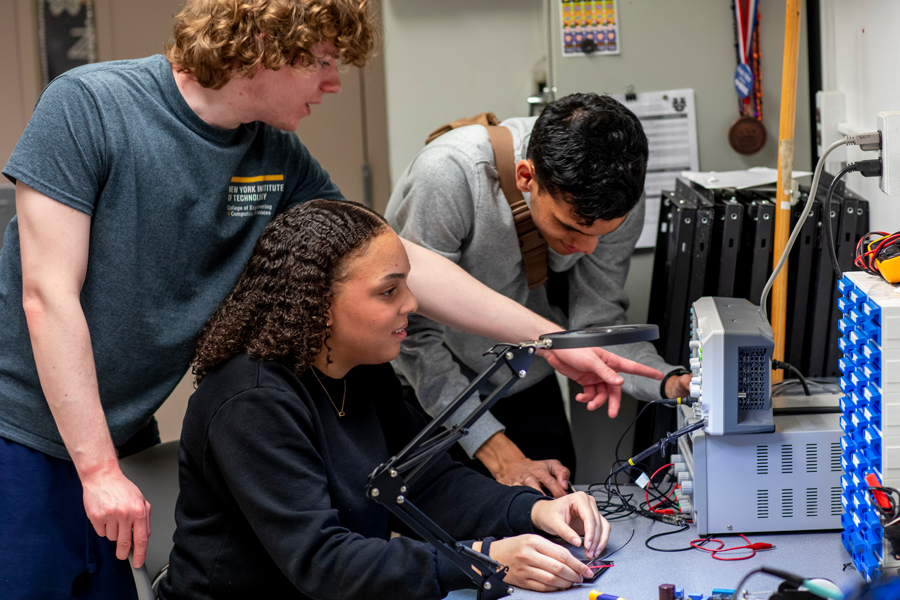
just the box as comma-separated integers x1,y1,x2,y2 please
560,0,620,57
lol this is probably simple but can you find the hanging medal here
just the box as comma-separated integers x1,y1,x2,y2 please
728,0,767,155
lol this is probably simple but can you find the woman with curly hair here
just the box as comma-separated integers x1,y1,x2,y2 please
158,200,610,599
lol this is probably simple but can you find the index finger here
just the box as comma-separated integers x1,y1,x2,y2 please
571,349,624,386
594,515,610,557
597,348,664,380
575,493,602,557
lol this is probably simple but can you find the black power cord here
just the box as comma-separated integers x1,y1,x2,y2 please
772,359,810,396
643,524,716,552
824,159,882,280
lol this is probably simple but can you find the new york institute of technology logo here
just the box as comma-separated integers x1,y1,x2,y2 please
227,174,284,217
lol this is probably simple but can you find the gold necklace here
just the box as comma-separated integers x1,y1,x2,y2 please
311,368,347,417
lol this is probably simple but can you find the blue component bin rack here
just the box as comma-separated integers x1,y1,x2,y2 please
838,272,900,580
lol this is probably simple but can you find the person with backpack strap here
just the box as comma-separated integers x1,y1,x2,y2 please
385,94,692,497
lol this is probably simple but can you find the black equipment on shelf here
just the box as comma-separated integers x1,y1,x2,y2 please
640,173,870,464
647,174,869,381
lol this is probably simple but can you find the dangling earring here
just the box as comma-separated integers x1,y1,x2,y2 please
324,319,333,370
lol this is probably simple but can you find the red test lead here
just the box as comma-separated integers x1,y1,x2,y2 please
689,534,775,561
866,473,893,511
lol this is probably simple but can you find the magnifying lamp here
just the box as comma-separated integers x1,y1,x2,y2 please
365,324,658,600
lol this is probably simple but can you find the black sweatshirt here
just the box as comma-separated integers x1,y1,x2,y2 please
159,354,544,600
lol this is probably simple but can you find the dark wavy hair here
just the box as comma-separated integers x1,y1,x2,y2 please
164,0,379,90
192,199,389,383
526,93,648,224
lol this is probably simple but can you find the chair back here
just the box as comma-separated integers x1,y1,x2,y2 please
120,440,180,596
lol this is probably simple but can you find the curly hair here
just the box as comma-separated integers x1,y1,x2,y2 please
164,0,378,89
527,93,649,225
193,200,389,383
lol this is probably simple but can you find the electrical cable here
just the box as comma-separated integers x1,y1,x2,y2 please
689,534,773,561
600,528,635,560
759,134,880,320
644,524,692,551
759,137,848,320
587,403,698,528
592,462,686,526
608,463,668,508
587,485,636,521
855,231,890,275
772,378,834,396
610,419,706,480
643,525,715,553
823,164,855,280
732,567,845,600
773,407,841,415
855,230,900,282
613,399,672,467
645,463,679,512
865,477,900,559
732,568,769,600
771,359,810,395
824,159,882,280
660,397,697,407
868,485,900,521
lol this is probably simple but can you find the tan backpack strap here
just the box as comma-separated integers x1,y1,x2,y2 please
425,112,501,145
424,113,548,289
485,126,548,290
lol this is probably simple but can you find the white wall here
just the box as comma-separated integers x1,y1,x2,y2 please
381,0,546,184
820,0,900,231
551,0,811,174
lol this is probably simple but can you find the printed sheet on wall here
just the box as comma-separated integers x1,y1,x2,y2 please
609,89,700,248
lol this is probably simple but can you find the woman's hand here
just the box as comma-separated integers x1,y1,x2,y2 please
530,492,609,559
487,534,592,592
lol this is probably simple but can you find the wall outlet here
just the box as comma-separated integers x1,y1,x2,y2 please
878,111,900,196
816,91,847,162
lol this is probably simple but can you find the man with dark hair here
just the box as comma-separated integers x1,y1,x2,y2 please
386,93,691,498
528,94,649,224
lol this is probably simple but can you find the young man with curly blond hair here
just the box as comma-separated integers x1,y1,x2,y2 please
0,0,660,597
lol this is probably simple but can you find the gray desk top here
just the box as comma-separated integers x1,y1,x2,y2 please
448,488,862,600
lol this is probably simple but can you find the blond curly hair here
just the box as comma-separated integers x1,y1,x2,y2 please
164,0,378,89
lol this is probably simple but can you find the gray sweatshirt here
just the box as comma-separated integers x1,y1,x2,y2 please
386,117,679,458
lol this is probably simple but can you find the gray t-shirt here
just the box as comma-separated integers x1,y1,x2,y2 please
1,55,342,459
